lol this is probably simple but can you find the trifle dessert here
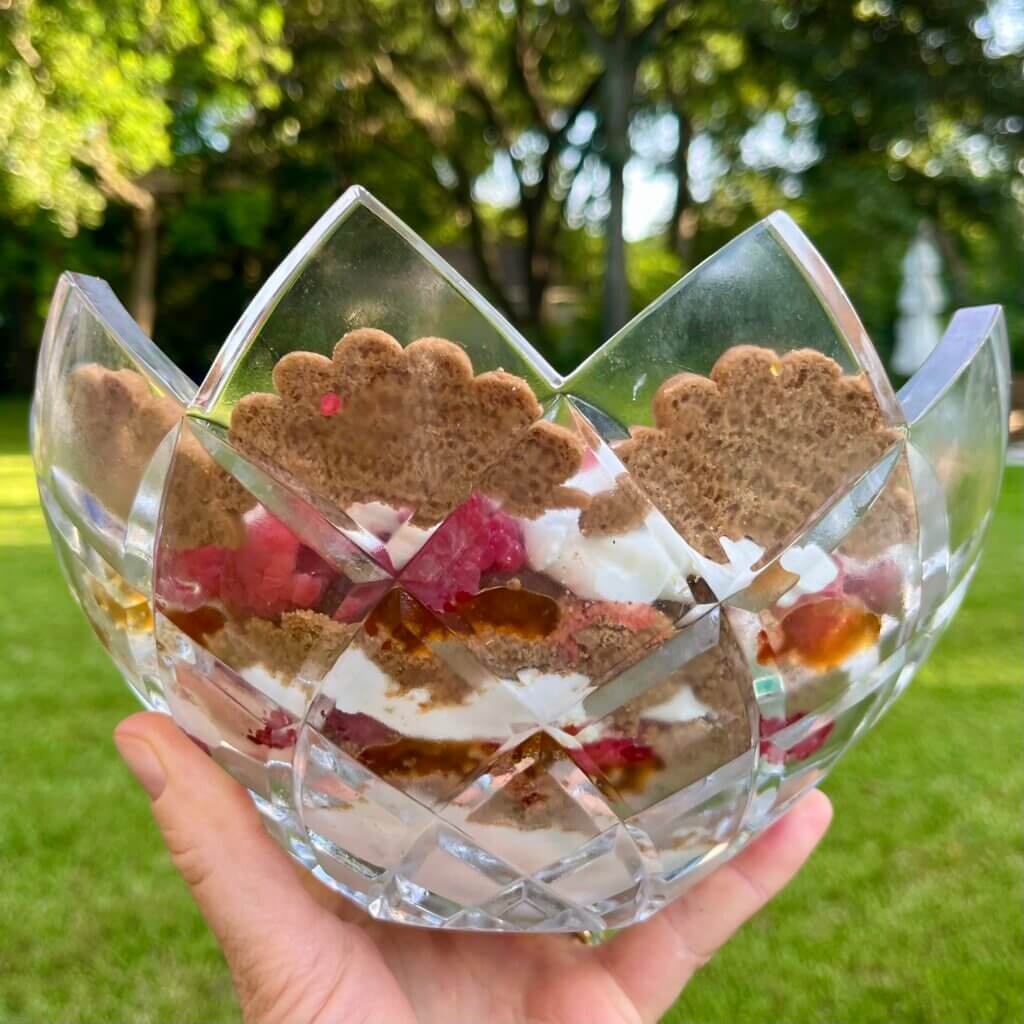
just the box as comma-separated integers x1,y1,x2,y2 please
53,326,900,848
32,200,1009,931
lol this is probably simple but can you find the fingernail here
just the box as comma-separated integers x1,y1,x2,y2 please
114,734,167,800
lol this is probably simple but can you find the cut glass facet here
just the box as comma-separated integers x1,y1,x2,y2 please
31,188,1010,931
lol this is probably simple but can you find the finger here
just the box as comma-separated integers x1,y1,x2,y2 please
599,789,833,1022
114,712,401,1022
115,712,326,945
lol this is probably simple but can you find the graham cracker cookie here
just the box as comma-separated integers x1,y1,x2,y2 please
67,364,252,548
616,346,904,560
229,330,588,526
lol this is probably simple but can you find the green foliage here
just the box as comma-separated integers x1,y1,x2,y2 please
627,238,686,312
164,188,272,258
0,0,289,233
0,0,1021,387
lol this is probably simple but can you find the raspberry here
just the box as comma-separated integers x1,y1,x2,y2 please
319,708,399,750
159,513,336,620
220,509,333,619
295,544,334,578
319,393,342,416
759,713,835,765
158,545,228,608
401,494,526,612
580,736,656,772
247,708,297,749
842,557,903,616
788,722,835,761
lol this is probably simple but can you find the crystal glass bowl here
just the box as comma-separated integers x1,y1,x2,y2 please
31,188,1009,932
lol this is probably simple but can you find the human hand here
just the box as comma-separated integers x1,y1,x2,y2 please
115,712,832,1024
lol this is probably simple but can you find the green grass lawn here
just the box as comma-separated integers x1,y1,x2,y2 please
1,396,1020,1023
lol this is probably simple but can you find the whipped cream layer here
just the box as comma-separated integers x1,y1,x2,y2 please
318,646,591,741
651,515,843,608
524,509,694,604
641,684,715,724
346,500,437,570
344,471,843,612
523,464,695,604
242,665,313,719
262,645,715,744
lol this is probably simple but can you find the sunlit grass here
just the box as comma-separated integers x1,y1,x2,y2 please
0,398,1019,1023
0,454,47,547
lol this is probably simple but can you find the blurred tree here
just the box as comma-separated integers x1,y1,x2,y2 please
268,0,1022,351
256,0,751,340
258,0,608,341
561,0,694,334
0,0,289,334
733,0,1024,364
0,0,1020,390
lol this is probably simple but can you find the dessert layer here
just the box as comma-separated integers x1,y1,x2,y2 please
68,363,254,548
68,336,911,822
615,345,906,561
228,330,590,525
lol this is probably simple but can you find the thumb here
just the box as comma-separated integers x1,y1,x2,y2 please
113,712,386,1022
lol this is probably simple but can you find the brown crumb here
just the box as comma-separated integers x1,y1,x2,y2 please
463,595,674,684
358,589,475,706
467,732,604,832
66,364,181,519
589,616,755,807
163,426,254,548
578,474,649,537
205,609,357,678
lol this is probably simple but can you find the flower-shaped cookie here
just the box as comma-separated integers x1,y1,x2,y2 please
229,329,588,523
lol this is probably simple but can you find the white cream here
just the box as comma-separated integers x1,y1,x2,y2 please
345,501,436,570
643,506,784,603
692,536,766,599
383,520,437,569
520,468,842,609
347,500,406,539
653,524,840,608
521,462,693,604
524,508,692,604
318,647,590,741
511,668,593,726
776,544,840,608
242,665,312,719
641,684,715,724
236,652,592,741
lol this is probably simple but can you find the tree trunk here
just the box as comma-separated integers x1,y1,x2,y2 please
130,202,160,336
522,192,550,335
666,110,697,262
935,224,968,309
602,40,632,338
